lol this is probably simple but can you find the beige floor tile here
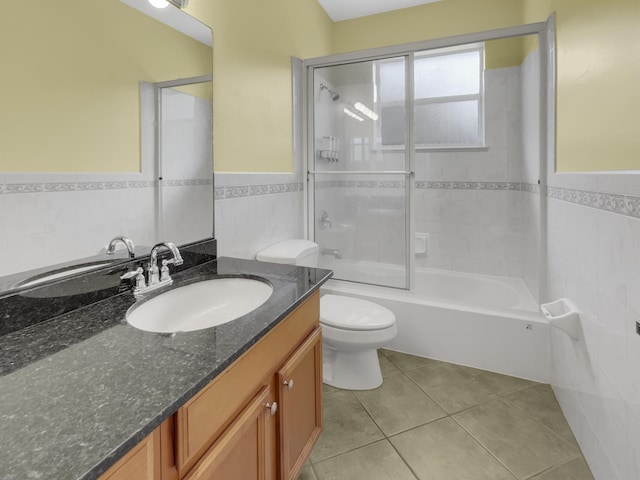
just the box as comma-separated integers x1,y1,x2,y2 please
454,399,577,479
379,354,401,378
390,418,516,480
354,373,446,435
380,349,436,372
506,384,579,447
407,362,498,413
323,383,339,395
310,390,384,463
474,370,537,396
313,440,417,480
298,462,317,480
459,364,488,376
530,456,594,480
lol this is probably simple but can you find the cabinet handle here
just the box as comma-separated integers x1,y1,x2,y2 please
266,402,278,416
283,379,294,391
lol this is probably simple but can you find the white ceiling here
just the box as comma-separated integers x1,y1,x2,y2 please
317,0,443,22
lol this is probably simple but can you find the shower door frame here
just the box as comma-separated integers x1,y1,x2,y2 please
305,53,416,290
153,74,213,241
302,19,552,293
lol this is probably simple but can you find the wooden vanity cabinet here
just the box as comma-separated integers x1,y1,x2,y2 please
277,327,322,480
98,428,161,480
182,386,274,480
98,292,321,480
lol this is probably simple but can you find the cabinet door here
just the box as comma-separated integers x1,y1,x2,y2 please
277,327,323,480
99,428,160,480
184,386,274,480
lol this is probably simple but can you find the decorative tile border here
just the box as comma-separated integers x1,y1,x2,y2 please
0,179,211,194
164,179,213,187
416,181,522,191
547,186,640,219
521,182,541,194
5,183,44,194
14,175,631,221
214,182,303,200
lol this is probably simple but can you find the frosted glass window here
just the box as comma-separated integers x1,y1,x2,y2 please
414,51,480,98
415,101,479,145
379,44,484,148
379,60,405,102
381,106,406,146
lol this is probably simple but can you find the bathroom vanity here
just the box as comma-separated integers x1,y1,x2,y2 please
0,254,331,480
101,293,322,480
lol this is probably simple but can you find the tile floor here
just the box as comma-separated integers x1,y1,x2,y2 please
299,349,594,480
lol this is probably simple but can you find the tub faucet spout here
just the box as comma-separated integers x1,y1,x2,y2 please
321,247,342,259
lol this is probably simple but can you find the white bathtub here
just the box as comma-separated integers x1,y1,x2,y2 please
320,261,550,383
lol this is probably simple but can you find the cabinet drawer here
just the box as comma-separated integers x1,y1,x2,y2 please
176,291,319,476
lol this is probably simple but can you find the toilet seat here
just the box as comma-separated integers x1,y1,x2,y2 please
320,294,396,331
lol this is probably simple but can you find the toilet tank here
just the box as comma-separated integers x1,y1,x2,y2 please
256,239,319,266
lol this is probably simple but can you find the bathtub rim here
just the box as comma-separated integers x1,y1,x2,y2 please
323,276,547,325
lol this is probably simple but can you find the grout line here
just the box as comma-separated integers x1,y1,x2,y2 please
385,436,421,480
309,437,388,466
315,353,592,480
402,367,502,417
449,410,523,479
522,453,583,480
501,396,581,453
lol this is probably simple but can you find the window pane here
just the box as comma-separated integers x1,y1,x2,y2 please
414,50,480,98
379,60,405,102
381,105,405,146
415,100,479,145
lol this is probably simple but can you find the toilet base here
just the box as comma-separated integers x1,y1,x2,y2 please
322,346,382,390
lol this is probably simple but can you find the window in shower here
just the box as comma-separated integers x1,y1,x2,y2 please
380,44,485,149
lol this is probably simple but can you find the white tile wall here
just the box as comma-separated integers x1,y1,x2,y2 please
546,179,640,480
0,186,160,277
214,173,303,260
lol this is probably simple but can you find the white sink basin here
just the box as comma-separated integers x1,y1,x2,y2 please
126,277,273,333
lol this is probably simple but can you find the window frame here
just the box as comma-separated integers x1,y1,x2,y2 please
376,43,486,151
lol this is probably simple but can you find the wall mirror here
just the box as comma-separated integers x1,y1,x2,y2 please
0,0,214,294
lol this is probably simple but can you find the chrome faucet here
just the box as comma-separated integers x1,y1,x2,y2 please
120,242,183,298
147,242,184,289
147,242,184,286
106,236,135,258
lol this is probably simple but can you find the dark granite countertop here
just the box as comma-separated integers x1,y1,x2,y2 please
0,257,332,480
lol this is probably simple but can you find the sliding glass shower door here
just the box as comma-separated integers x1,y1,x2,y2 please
308,57,413,289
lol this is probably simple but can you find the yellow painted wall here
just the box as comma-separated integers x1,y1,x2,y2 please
186,0,333,172
332,0,639,172
485,37,527,70
0,0,211,173
331,0,524,54
525,0,640,172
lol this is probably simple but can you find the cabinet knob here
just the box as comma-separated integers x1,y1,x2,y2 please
284,379,294,391
266,402,278,416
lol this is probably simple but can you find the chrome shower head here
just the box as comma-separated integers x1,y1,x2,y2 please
320,83,340,102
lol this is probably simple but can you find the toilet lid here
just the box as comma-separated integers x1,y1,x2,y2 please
320,294,396,331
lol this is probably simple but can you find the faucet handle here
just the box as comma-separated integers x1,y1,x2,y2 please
120,267,146,293
120,267,143,280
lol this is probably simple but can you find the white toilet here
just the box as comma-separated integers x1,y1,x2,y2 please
256,239,397,390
